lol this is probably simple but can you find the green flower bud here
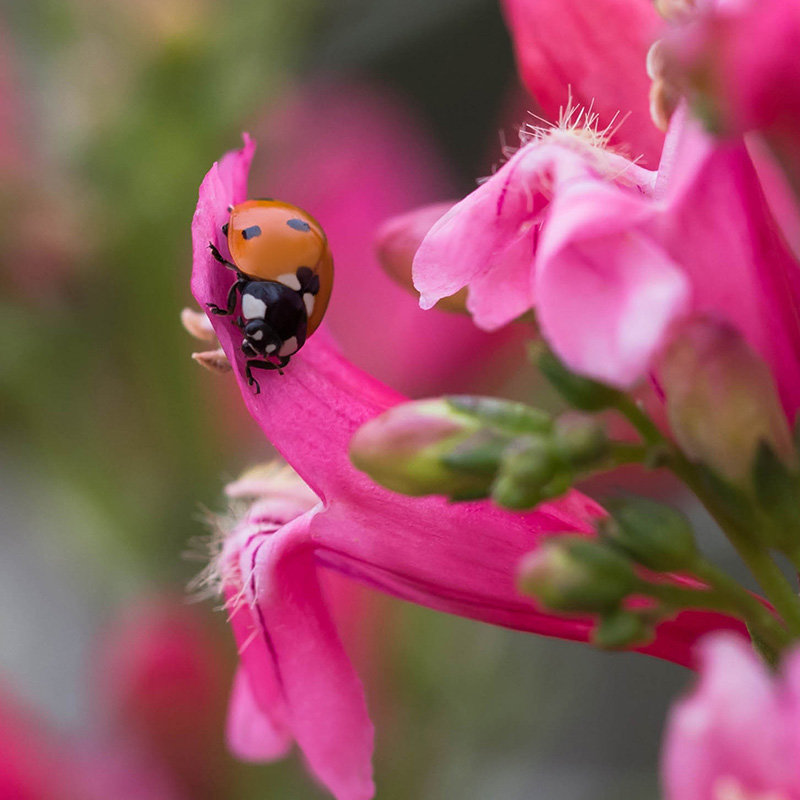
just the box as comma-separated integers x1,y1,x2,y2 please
445,396,553,436
491,437,558,509
659,318,795,486
537,348,623,411
553,413,609,469
592,610,653,650
601,497,697,572
350,399,500,499
517,537,637,613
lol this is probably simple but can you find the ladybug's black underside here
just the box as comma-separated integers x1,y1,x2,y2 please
240,281,308,353
206,241,321,392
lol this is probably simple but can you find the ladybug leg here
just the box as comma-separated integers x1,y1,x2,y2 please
244,358,289,393
207,278,246,316
208,242,239,272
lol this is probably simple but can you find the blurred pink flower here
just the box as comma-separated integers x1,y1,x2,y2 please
663,633,800,800
662,0,800,237
0,24,86,301
500,0,664,165
98,597,230,800
414,105,800,415
192,137,746,800
249,80,522,397
663,0,800,140
0,684,68,800
0,680,182,800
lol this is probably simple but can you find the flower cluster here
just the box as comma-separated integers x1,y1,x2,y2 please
186,1,800,798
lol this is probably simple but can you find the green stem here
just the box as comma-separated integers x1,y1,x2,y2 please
615,397,664,448
672,454,800,638
637,577,789,656
615,398,800,639
690,558,792,648
607,442,649,465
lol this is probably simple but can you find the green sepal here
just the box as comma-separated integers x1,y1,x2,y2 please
491,437,559,510
442,429,510,475
518,537,637,613
536,348,623,411
446,396,553,435
592,610,653,650
552,414,609,469
601,497,698,572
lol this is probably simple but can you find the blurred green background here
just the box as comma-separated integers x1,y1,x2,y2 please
0,1,688,797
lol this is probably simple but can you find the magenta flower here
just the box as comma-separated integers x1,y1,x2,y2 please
98,597,230,799
500,0,664,165
414,106,800,412
247,80,521,397
0,680,182,800
662,0,800,140
192,138,747,800
662,0,800,228
663,633,800,800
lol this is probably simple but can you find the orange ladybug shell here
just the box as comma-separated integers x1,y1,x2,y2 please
227,199,333,335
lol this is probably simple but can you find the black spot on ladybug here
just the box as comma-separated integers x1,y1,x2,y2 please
222,222,229,236
287,218,311,232
242,225,262,240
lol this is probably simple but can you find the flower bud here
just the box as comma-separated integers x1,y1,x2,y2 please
491,437,558,509
592,610,653,650
658,318,795,485
350,398,499,499
553,413,609,469
446,395,553,436
660,0,800,141
374,202,468,313
517,537,636,613
601,497,697,572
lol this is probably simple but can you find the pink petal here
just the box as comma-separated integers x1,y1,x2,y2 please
663,633,800,800
658,110,800,416
500,0,664,165
226,667,292,761
249,81,520,397
536,177,690,387
245,512,374,800
225,592,292,758
413,144,550,330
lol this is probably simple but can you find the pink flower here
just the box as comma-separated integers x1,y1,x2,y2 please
663,633,800,800
97,597,230,799
191,138,746,800
663,0,800,140
661,0,800,226
500,0,664,165
414,106,800,414
248,80,521,397
0,680,182,800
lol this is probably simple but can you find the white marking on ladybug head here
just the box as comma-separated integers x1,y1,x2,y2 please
251,329,264,341
303,293,315,316
265,344,277,353
242,294,267,320
277,273,302,291
279,336,299,357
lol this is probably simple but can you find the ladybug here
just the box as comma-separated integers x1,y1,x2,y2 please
207,199,333,392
